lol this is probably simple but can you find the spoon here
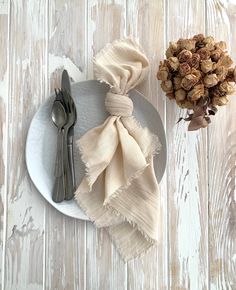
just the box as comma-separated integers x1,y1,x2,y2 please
51,99,67,202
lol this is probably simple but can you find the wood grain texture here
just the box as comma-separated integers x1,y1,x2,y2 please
4,0,47,289
167,1,209,289
45,1,87,289
126,1,168,289
86,1,127,290
1,0,236,289
206,1,236,289
0,2,8,287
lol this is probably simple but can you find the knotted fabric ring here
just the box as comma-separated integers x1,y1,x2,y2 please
105,92,133,117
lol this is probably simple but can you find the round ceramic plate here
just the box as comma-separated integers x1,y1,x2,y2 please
26,80,167,220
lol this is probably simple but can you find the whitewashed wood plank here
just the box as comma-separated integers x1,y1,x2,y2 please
86,1,127,289
45,1,87,289
167,0,209,289
126,1,168,289
0,3,9,288
206,1,236,289
4,0,47,289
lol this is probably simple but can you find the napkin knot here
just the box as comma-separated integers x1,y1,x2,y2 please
105,92,133,117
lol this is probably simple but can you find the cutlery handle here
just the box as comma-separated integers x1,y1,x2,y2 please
63,128,74,200
54,129,64,177
52,129,65,202
68,132,76,190
52,175,65,203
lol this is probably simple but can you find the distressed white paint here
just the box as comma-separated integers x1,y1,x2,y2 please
49,53,84,82
1,0,236,289
0,0,8,14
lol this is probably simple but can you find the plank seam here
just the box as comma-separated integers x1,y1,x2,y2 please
164,0,170,289
205,0,210,289
1,0,11,288
43,0,49,289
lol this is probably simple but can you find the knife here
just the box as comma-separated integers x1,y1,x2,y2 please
61,70,77,194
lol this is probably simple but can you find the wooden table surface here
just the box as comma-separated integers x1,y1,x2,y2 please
0,0,236,289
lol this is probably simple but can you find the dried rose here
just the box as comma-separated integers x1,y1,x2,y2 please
166,42,179,58
201,59,213,73
178,49,192,63
226,67,234,82
167,57,179,71
177,100,194,109
219,81,235,95
175,89,186,101
161,80,173,92
215,66,228,82
157,63,169,81
204,36,215,51
218,54,233,67
178,39,196,51
203,36,215,45
181,74,199,91
197,47,211,60
166,92,175,99
188,53,200,68
191,68,202,80
187,84,204,101
215,41,227,51
204,74,219,87
179,62,191,76
212,96,228,106
173,76,182,90
211,49,222,62
193,34,205,43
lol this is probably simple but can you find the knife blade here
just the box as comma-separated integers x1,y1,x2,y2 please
61,70,77,195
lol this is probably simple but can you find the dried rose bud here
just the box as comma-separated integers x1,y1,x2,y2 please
201,59,213,73
175,89,186,101
166,47,173,58
203,36,215,51
215,41,227,50
187,84,204,101
210,88,222,99
179,62,191,76
178,49,192,63
161,80,173,92
212,96,228,106
188,53,200,69
226,67,234,82
193,34,205,43
204,74,219,87
215,66,228,82
203,36,215,45
166,92,175,99
177,100,194,109
219,81,235,95
211,49,222,62
167,57,179,71
166,42,178,58
173,76,182,90
177,38,196,51
191,68,202,80
218,54,233,67
157,63,169,81
181,74,199,91
197,47,211,60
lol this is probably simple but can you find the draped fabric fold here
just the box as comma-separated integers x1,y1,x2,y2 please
75,37,162,261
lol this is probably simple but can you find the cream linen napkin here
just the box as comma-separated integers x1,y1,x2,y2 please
75,37,161,261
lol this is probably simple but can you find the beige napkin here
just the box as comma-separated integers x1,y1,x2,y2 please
75,37,161,261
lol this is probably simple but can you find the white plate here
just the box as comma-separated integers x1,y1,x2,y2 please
26,80,167,220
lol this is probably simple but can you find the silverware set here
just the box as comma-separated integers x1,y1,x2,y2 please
51,70,77,202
